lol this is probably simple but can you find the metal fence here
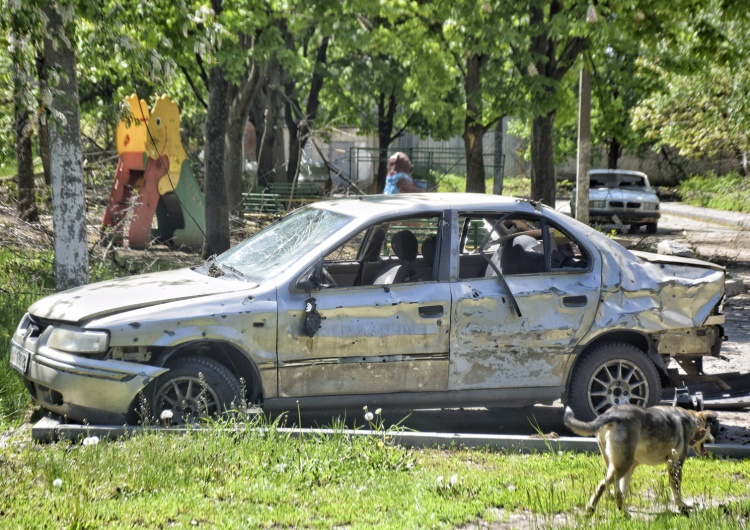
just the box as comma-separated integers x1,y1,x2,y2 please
348,147,505,188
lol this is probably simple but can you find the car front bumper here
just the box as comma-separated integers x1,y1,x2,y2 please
589,209,661,224
10,339,167,424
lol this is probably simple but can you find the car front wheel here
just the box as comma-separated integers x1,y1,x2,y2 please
646,222,658,234
566,342,662,422
151,356,242,425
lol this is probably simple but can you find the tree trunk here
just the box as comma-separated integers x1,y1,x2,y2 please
225,56,263,213
375,90,397,193
530,113,557,206
251,66,285,187
464,126,486,194
284,36,330,184
13,46,38,222
493,120,504,195
224,83,245,212
607,137,621,170
35,51,51,187
202,65,231,258
464,53,486,194
43,1,89,291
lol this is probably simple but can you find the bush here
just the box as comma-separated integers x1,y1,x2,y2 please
678,172,750,213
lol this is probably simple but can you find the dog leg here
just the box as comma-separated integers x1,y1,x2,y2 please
617,464,637,512
587,477,609,515
668,459,690,513
587,464,619,514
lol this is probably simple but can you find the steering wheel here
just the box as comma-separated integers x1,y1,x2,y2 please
322,268,337,288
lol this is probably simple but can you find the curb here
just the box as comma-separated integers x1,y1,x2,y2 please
659,203,750,230
31,417,750,459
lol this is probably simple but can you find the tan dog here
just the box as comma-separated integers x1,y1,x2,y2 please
563,404,718,514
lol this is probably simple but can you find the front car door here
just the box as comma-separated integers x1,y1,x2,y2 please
276,214,452,399
448,213,601,392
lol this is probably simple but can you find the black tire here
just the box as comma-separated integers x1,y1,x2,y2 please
629,223,641,234
152,356,242,425
646,222,658,234
566,342,662,422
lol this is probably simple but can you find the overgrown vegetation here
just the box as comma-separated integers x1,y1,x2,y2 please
679,172,750,213
0,419,748,528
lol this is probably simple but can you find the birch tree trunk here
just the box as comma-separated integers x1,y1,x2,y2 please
43,0,89,291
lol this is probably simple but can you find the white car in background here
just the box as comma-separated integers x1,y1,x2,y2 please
571,169,661,233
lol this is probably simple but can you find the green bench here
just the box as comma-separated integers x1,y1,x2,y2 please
241,192,284,220
265,182,322,207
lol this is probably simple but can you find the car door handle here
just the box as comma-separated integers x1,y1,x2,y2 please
562,295,587,307
419,305,444,318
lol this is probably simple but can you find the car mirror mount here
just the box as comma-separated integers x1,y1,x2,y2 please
295,258,324,293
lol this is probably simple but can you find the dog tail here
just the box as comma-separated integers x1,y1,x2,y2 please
563,407,612,437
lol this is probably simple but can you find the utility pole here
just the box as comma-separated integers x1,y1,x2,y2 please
575,65,592,225
575,5,598,224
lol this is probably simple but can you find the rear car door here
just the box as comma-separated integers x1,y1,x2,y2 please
448,214,601,390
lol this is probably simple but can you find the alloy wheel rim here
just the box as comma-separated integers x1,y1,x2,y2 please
587,359,649,416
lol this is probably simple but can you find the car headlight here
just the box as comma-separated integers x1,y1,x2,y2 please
589,200,606,209
643,202,659,211
48,327,109,354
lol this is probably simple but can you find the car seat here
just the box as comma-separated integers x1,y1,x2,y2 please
412,235,436,281
373,230,419,285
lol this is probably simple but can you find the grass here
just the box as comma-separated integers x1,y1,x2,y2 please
433,172,533,197
679,172,750,213
0,418,748,528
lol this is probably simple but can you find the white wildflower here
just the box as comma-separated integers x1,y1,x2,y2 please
364,412,374,422
450,474,458,486
52,478,63,488
160,409,174,421
375,408,382,416
82,436,100,446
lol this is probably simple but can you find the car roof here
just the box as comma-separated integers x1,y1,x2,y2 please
310,193,541,217
589,168,648,178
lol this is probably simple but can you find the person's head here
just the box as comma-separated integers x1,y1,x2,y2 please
387,152,413,176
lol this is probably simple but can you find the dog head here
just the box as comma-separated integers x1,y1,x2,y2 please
688,410,718,456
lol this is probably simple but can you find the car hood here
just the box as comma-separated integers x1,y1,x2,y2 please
589,187,658,202
28,268,251,324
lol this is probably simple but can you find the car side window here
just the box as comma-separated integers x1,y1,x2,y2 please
323,216,441,287
548,226,590,271
458,215,589,279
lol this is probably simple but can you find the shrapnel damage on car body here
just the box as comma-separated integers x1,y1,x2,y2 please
9,193,743,426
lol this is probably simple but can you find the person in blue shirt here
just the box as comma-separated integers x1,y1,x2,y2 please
383,152,423,194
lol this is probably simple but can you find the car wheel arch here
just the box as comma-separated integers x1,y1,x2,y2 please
565,340,664,421
153,340,263,405
564,330,669,399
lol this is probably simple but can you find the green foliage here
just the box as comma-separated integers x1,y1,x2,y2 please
678,172,750,213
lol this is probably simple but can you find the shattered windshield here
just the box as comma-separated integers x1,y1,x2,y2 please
213,207,353,282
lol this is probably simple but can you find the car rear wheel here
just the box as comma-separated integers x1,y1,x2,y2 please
151,356,242,425
566,342,662,422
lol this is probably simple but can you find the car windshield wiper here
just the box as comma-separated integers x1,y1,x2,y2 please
220,263,246,279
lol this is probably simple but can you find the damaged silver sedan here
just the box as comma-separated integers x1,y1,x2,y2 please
9,194,732,424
